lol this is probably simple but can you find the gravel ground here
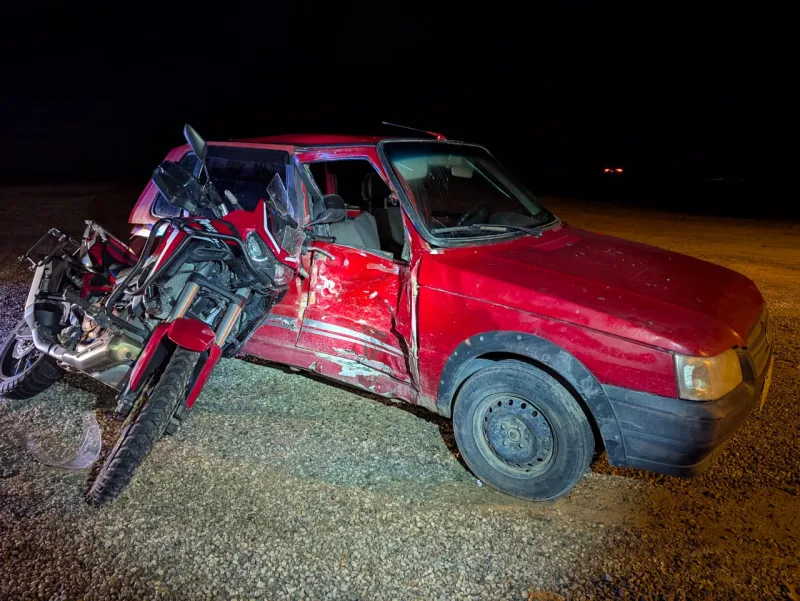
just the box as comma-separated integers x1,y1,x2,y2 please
1,185,798,601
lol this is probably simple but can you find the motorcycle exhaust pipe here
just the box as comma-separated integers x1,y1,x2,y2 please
24,302,141,374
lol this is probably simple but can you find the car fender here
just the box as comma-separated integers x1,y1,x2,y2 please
436,330,627,467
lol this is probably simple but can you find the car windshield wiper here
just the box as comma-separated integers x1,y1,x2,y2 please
430,223,543,238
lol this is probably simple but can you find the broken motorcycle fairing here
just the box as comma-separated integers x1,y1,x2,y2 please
27,412,102,470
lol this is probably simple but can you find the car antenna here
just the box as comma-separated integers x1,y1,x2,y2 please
381,121,447,141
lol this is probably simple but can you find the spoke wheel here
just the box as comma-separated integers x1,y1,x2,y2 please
86,348,200,506
1,323,42,379
0,319,63,400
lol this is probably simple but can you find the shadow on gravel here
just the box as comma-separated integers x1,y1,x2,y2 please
238,353,471,473
238,354,620,487
60,372,118,408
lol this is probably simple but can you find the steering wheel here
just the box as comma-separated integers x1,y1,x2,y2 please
456,200,490,227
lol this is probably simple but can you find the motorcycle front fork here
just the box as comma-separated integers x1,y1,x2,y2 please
113,284,249,421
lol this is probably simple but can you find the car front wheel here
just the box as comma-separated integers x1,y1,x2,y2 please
453,360,594,501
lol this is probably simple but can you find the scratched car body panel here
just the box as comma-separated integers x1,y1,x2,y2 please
128,132,775,498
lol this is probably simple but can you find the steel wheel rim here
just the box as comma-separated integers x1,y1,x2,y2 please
473,393,556,479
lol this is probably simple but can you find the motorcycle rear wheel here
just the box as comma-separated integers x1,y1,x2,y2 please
86,348,200,506
0,318,63,400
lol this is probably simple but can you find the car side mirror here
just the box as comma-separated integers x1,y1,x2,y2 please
183,124,208,161
308,194,347,227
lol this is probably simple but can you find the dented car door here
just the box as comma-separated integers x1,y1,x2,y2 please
297,242,412,383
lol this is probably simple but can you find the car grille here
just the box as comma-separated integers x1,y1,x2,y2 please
747,305,773,379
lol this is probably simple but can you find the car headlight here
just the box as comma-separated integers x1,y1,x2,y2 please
675,349,742,401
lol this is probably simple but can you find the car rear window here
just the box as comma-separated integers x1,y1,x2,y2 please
151,146,294,217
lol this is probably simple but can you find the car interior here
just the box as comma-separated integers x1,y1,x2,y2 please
308,161,406,260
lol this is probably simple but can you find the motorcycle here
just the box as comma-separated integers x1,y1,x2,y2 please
0,125,345,505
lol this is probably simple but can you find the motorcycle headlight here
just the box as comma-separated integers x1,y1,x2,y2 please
245,232,293,286
246,232,271,263
674,349,742,401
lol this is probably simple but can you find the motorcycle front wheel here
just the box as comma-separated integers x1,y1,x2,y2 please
86,348,200,506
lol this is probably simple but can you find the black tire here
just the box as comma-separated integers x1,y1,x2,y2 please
452,360,594,501
86,348,199,506
0,319,63,400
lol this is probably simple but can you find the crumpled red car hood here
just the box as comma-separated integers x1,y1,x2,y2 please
419,224,764,356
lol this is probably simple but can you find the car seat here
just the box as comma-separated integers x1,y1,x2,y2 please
325,194,381,250
362,173,404,256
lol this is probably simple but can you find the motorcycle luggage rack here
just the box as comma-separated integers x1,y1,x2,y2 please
19,228,81,269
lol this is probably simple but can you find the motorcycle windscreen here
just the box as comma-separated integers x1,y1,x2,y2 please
150,145,299,221
266,173,306,260
27,412,102,470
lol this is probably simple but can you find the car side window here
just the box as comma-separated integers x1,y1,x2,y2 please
307,159,406,260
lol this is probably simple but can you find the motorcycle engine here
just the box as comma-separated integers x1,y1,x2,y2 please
140,266,195,320
129,257,233,329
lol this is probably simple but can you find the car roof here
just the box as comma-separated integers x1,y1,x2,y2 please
233,134,403,146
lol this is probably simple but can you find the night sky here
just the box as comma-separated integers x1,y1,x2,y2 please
0,5,791,213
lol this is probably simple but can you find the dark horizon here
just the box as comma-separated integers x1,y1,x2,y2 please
0,5,793,216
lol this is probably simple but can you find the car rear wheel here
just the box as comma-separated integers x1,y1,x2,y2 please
453,360,594,501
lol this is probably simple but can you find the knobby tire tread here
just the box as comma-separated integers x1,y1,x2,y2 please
86,348,199,506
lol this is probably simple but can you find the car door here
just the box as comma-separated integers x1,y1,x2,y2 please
296,241,412,382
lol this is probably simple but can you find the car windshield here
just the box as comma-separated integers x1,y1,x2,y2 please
383,142,553,237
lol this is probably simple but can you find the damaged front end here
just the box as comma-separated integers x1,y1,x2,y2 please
22,229,145,389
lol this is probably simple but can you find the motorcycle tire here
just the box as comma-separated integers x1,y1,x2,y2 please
86,348,200,506
0,319,63,400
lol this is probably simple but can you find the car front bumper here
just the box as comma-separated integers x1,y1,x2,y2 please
603,347,774,477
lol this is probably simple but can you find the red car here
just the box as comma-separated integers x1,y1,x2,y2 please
127,133,775,500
